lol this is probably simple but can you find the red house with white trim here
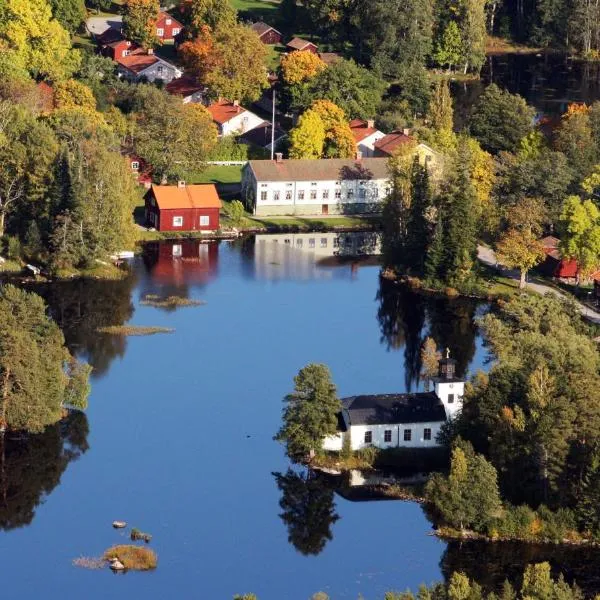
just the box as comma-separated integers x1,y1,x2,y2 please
144,182,221,232
155,11,183,42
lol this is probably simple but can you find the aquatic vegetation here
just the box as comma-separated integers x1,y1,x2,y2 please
130,528,152,543
140,295,205,308
97,326,174,336
103,545,157,570
72,556,105,569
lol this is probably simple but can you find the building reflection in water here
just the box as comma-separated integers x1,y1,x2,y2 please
0,411,89,531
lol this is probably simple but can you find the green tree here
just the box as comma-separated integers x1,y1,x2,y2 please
183,0,237,34
470,84,535,153
122,0,160,48
555,106,597,182
49,0,85,33
0,286,91,433
460,0,487,73
275,364,341,461
558,195,600,280
434,21,463,71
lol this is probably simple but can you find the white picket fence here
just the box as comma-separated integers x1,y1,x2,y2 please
206,161,247,166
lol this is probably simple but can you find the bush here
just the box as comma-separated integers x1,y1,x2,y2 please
227,200,246,225
208,136,249,161
104,545,157,570
3,235,21,260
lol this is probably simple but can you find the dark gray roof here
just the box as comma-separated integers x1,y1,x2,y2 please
247,158,389,182
251,21,281,36
238,121,286,147
342,393,446,425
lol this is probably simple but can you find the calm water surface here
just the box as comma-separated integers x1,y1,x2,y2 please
0,236,595,599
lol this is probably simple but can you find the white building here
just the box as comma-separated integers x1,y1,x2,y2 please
242,156,390,216
206,99,265,137
350,119,386,157
323,355,464,451
116,51,182,84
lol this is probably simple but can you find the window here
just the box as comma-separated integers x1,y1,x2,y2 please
311,182,317,186
333,238,339,248
172,244,182,256
286,182,293,187
309,238,315,248
260,191,267,201
298,190,305,200
448,393,455,404
157,28,164,36
166,18,172,24
131,161,139,170
261,183,268,187
424,428,432,441
373,188,379,198
310,190,317,200
157,65,164,73
122,50,130,57
172,27,180,35
273,191,280,201
347,189,354,199
284,238,290,244
322,190,329,199
403,429,412,442
285,190,292,200
320,238,327,248
297,238,303,247
364,431,372,444
425,155,432,164
172,216,183,227
335,190,341,199
359,188,366,199
384,430,392,443
199,215,209,226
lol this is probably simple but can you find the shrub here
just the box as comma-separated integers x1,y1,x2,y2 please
3,235,21,260
227,200,246,225
104,545,157,570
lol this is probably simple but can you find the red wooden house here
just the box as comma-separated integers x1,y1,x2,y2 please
251,22,282,44
155,11,184,42
286,37,318,53
144,182,221,232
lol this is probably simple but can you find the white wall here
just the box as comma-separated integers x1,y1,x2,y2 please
434,380,464,419
357,131,386,157
349,422,443,451
125,61,182,83
322,433,343,451
221,110,264,136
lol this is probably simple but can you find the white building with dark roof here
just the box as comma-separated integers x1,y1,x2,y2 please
242,156,390,216
323,355,464,451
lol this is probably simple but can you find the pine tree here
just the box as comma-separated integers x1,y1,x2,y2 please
405,159,433,275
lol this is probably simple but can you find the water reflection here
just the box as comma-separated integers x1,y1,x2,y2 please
30,277,136,376
273,469,340,556
376,279,479,390
0,411,89,531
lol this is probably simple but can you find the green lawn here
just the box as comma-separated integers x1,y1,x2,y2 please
230,0,280,19
188,165,243,185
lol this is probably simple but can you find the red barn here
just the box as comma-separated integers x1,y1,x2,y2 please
286,37,318,53
155,11,184,42
251,22,282,45
144,182,221,232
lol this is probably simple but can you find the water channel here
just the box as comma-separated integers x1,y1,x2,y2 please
1,235,599,599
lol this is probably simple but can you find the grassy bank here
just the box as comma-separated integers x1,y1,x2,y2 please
97,325,174,336
188,165,244,185
486,35,543,55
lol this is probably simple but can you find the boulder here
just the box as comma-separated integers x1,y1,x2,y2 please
112,521,127,529
110,559,125,571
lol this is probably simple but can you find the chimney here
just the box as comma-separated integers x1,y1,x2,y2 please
233,100,239,107
178,180,186,188
403,127,411,137
356,150,363,161
147,47,154,55
367,119,375,129
275,152,283,163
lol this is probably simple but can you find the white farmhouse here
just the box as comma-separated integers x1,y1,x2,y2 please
350,119,386,157
323,355,464,451
242,156,390,216
116,50,183,84
206,99,265,137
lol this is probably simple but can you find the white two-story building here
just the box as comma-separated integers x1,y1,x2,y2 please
323,355,464,451
242,156,390,216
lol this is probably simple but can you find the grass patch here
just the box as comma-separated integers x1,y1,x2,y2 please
104,545,157,570
140,294,205,308
97,325,174,336
188,165,243,185
53,262,128,281
230,0,279,19
486,35,543,54
0,259,23,274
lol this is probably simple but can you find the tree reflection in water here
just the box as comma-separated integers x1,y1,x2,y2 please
0,411,89,531
272,469,340,556
376,279,479,390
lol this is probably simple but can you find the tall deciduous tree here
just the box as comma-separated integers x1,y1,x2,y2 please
280,51,327,86
275,364,341,461
0,285,91,434
429,80,456,150
182,0,236,35
49,0,85,33
289,110,326,159
122,0,160,48
421,337,441,391
434,21,464,71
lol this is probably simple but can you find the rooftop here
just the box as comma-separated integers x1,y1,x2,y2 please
165,76,205,97
116,53,160,74
247,157,389,182
149,184,221,210
350,119,380,143
373,131,415,156
238,121,286,147
318,52,342,65
342,393,446,425
251,21,281,36
207,99,248,124
286,37,317,51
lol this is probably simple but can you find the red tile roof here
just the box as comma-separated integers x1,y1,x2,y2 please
150,184,221,210
206,99,247,124
116,52,159,74
374,131,415,156
350,119,379,143
165,76,205,97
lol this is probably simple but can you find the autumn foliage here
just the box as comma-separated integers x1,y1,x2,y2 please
280,51,327,85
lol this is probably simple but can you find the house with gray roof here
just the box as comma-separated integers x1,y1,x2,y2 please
242,155,390,216
323,355,464,451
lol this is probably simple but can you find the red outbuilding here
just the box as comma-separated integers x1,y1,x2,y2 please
144,182,221,232
155,11,184,42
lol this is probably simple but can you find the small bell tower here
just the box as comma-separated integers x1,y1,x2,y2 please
432,349,464,419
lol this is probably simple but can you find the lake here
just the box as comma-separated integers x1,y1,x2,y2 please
0,235,597,599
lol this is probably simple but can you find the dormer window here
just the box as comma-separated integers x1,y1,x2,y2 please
166,18,172,24
448,394,454,404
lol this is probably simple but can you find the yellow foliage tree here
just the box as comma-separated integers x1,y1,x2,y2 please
53,79,97,113
496,228,545,289
464,137,495,226
122,0,160,48
310,99,346,130
324,123,355,158
0,0,80,81
289,110,326,159
280,51,327,85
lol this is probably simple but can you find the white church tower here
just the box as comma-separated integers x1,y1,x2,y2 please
432,350,464,419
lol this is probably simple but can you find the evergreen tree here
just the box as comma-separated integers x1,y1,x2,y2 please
406,159,434,275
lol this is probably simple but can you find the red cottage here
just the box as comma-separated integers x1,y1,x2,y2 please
285,37,318,53
144,182,221,232
251,22,282,45
155,11,184,42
